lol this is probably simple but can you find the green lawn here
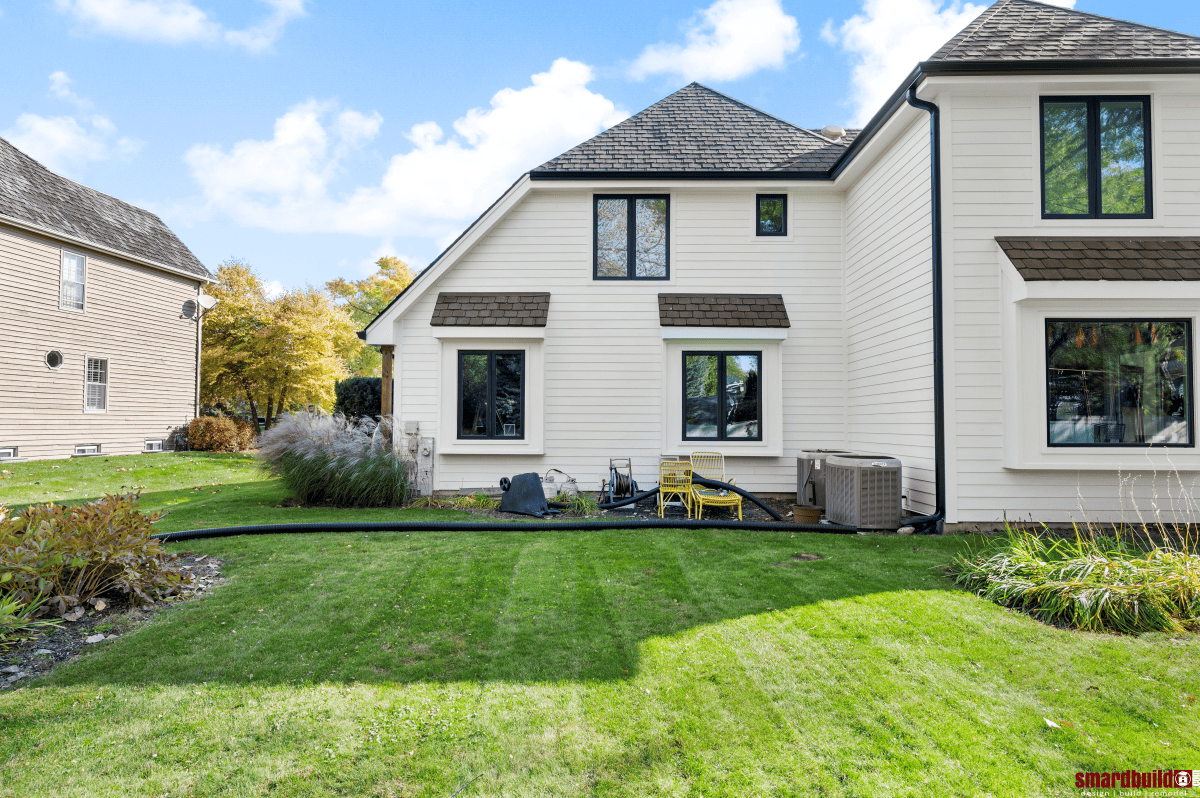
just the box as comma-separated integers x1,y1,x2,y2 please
1,454,1197,797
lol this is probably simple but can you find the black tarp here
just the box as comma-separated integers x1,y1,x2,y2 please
499,472,560,517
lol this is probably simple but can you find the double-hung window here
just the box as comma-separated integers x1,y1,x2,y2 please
85,357,108,412
458,351,524,439
1046,319,1191,446
1041,96,1152,219
60,251,85,311
594,195,669,279
683,352,762,441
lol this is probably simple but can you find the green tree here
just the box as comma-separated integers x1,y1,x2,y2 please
326,256,416,376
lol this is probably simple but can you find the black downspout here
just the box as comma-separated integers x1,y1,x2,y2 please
903,86,946,535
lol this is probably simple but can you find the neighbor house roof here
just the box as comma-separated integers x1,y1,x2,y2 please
531,84,856,178
929,0,1200,64
658,294,791,327
0,136,210,281
998,237,1200,280
430,292,551,326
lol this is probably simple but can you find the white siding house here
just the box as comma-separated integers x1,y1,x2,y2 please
367,0,1200,528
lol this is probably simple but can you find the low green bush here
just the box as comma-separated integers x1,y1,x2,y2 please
0,595,60,650
0,495,195,626
257,412,410,507
188,416,257,452
334,377,383,420
950,525,1200,634
554,492,600,517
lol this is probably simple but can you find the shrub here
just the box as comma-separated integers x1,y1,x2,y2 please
258,412,410,507
334,377,383,420
950,524,1200,635
188,416,257,452
0,494,195,619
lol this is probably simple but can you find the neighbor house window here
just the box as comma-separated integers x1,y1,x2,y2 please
85,357,108,412
1046,319,1191,446
683,352,762,440
756,194,787,236
0,447,16,459
458,351,524,439
594,195,669,279
1041,96,1151,219
60,251,85,311
75,444,100,455
144,439,164,452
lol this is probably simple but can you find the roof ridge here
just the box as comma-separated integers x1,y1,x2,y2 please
935,0,1200,62
0,136,167,224
687,82,838,144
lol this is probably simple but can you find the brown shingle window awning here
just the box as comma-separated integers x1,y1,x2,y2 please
658,293,790,328
998,237,1200,281
430,292,550,327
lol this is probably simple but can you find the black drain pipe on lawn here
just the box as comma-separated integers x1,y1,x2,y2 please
902,85,947,536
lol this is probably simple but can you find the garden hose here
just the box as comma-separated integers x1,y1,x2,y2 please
150,517,856,543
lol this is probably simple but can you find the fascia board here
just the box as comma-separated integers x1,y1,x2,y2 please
0,213,214,284
660,328,788,341
530,178,841,193
363,174,533,346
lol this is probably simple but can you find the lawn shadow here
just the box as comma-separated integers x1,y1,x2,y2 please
45,529,971,689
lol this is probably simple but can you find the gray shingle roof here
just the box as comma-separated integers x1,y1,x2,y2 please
930,0,1200,63
0,136,210,280
430,292,550,326
532,84,852,175
998,237,1200,280
659,293,790,327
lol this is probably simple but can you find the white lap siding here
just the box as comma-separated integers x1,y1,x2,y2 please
393,186,847,494
0,225,200,460
842,116,937,515
943,78,1200,524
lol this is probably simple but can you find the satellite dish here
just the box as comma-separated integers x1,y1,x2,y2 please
197,294,219,310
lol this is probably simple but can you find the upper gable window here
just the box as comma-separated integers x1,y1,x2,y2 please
594,195,669,280
60,251,86,311
756,194,786,236
1041,96,1152,219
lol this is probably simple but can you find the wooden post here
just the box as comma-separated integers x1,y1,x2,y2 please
379,345,394,421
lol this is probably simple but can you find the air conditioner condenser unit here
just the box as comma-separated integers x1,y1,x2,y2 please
825,454,903,530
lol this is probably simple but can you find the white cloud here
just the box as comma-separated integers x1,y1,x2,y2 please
54,0,306,53
262,279,285,299
826,0,1077,126
185,58,628,239
629,0,800,82
3,72,140,176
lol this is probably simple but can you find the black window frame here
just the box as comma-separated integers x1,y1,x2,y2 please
1040,95,1153,220
456,350,526,440
592,194,671,280
1044,317,1193,448
682,350,763,442
755,193,787,236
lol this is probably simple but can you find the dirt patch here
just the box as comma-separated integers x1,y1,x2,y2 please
0,553,224,690
773,553,825,566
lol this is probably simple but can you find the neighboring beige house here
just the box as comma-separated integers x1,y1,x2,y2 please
365,0,1200,529
0,137,213,461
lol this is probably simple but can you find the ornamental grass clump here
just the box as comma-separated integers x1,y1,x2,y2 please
950,525,1200,635
257,411,410,507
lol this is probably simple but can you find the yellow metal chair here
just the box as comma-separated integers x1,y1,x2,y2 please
689,451,742,520
658,461,693,518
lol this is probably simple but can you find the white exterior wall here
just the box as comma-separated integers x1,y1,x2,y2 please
941,74,1200,524
842,117,936,514
392,185,847,494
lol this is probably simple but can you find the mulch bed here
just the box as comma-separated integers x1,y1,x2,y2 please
0,553,224,691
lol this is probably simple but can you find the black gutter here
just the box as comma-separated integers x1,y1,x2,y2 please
901,86,946,536
922,58,1200,76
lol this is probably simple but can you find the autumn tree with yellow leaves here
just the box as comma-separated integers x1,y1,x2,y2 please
325,255,416,376
200,258,359,427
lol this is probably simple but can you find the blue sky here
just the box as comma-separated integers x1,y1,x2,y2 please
1,0,1196,294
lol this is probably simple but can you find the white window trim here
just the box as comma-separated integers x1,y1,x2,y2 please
0,447,17,459
437,337,545,455
59,249,87,313
144,439,165,452
661,335,784,457
749,191,795,243
1001,252,1200,470
591,190,677,285
84,354,109,413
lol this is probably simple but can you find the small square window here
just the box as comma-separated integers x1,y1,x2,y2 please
144,439,164,452
756,194,787,236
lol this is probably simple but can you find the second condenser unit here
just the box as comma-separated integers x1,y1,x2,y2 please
796,449,852,509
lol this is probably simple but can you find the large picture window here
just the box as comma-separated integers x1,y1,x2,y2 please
683,352,761,441
1041,96,1151,219
594,195,669,279
458,351,524,439
1046,319,1191,447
